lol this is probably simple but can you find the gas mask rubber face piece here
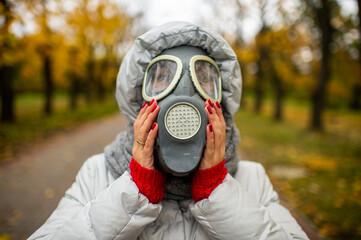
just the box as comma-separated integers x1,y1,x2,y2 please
142,46,222,176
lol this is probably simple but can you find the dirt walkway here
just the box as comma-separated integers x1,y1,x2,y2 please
0,113,128,240
0,113,322,240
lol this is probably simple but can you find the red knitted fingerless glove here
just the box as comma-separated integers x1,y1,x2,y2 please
129,158,166,204
191,160,228,203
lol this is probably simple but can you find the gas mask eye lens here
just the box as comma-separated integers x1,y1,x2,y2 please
142,55,183,102
195,60,219,100
146,60,177,97
190,55,222,103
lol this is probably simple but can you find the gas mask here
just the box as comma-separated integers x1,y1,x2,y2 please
142,46,222,176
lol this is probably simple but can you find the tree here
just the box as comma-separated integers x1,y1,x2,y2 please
0,0,15,122
252,0,270,114
66,46,84,109
350,0,361,110
19,0,59,116
37,0,55,115
255,28,290,121
304,0,335,130
233,0,291,117
254,27,268,114
64,0,132,105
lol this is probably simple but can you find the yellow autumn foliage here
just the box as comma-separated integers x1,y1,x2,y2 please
1,0,132,94
297,154,339,172
0,234,10,240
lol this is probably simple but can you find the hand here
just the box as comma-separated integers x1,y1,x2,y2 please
199,99,226,170
132,99,159,169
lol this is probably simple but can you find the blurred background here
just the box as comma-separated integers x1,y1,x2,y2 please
0,0,360,239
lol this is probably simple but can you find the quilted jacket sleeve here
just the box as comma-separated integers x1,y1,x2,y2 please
189,161,309,240
28,155,162,240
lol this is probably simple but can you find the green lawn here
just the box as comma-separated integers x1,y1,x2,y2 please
234,99,361,239
0,92,119,162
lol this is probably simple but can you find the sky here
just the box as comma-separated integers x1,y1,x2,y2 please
8,0,360,43
119,0,359,43
119,0,258,42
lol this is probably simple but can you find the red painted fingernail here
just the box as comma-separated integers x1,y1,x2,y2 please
142,102,148,108
207,99,212,106
216,101,221,108
151,105,157,112
152,122,156,130
149,99,155,105
207,105,212,114
209,124,213,132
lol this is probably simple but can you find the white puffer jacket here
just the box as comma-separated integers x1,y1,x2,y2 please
29,154,308,240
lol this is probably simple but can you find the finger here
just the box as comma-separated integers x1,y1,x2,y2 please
210,124,226,167
208,103,225,147
205,99,219,123
132,122,157,165
205,104,220,127
134,99,156,144
204,124,215,159
138,101,149,116
138,100,152,119
214,101,226,128
211,119,226,163
211,107,226,142
206,124,215,150
213,123,226,153
200,124,215,170
143,122,158,153
138,99,157,126
205,99,214,108
133,102,148,130
138,104,160,142
136,99,157,134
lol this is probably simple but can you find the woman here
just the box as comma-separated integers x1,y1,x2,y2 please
29,21,309,240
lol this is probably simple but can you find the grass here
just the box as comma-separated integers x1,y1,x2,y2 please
234,97,361,239
0,92,119,162
1,92,360,239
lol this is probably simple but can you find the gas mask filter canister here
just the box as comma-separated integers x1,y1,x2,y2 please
142,46,222,176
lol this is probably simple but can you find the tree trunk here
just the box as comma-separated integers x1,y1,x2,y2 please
0,65,15,122
269,54,284,121
0,0,15,122
97,77,105,102
310,0,333,131
254,72,263,113
349,0,361,110
273,75,284,121
349,85,361,110
97,59,107,102
85,56,95,104
254,47,266,114
69,75,80,110
43,54,53,115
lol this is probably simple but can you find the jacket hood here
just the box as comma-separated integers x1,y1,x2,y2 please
116,21,242,122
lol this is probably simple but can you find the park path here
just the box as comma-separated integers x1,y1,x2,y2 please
0,112,322,240
0,113,128,240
